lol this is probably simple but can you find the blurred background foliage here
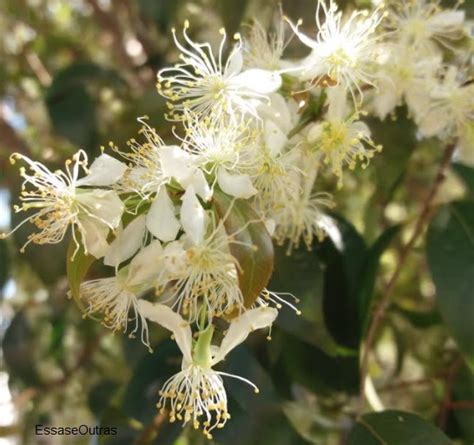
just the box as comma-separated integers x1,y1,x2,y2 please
0,0,474,444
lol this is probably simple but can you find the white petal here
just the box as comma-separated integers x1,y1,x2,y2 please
430,10,465,29
104,215,146,268
372,89,398,120
77,217,110,258
350,121,371,138
146,188,181,242
307,123,324,143
180,186,206,245
127,240,163,286
76,190,124,229
137,301,193,363
217,168,257,199
160,146,211,200
212,307,278,364
264,120,287,155
162,240,188,279
160,145,194,182
76,153,127,187
230,69,282,94
327,87,349,121
419,108,448,138
288,20,318,49
225,47,243,76
182,168,212,201
264,218,276,236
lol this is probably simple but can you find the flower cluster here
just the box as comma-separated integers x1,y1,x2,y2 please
3,0,472,438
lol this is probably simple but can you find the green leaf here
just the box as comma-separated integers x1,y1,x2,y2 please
452,162,474,200
66,238,95,310
348,410,451,445
47,86,98,151
427,201,474,370
358,225,401,335
317,215,367,349
2,310,41,386
271,330,359,395
213,190,274,308
393,305,442,329
45,62,125,153
452,363,474,442
270,245,349,356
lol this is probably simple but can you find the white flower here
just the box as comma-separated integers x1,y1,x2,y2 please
137,301,278,438
273,190,336,253
243,15,287,70
306,87,382,186
104,214,147,268
111,117,167,197
157,21,281,122
257,93,300,145
251,146,303,215
2,150,125,258
386,0,466,53
371,44,441,120
113,117,211,201
181,114,258,198
80,266,153,349
147,187,181,242
160,211,245,322
286,0,385,102
418,67,474,139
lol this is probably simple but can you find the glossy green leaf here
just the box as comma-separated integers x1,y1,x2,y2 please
348,410,451,445
427,201,474,370
45,62,125,153
270,245,349,356
452,162,474,200
213,190,274,308
452,363,474,442
66,238,95,310
2,310,41,386
270,329,359,395
317,215,367,349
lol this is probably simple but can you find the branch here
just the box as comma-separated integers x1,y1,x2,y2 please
359,142,457,406
134,409,168,445
437,356,463,428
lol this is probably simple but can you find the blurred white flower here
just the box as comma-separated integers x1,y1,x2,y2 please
386,0,466,53
371,44,441,120
243,14,287,70
157,21,281,122
418,66,474,139
286,0,385,102
306,88,382,186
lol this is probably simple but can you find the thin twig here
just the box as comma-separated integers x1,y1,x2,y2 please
437,356,463,428
359,143,457,407
446,400,474,410
134,409,168,445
